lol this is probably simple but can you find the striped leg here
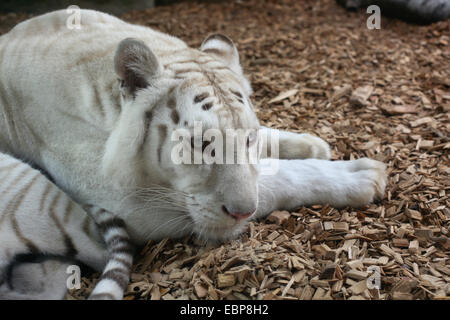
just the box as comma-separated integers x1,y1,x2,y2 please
0,152,133,300
86,206,134,300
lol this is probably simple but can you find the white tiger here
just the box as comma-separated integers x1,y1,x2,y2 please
0,152,134,300
0,9,386,250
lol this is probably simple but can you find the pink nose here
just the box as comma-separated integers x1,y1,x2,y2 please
222,205,255,220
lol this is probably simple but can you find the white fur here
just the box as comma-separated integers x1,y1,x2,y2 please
0,10,387,245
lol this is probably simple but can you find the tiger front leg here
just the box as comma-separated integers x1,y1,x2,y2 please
254,157,387,219
260,127,331,160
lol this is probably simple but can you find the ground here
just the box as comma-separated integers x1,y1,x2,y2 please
1,0,449,300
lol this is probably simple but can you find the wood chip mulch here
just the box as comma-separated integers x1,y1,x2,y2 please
1,0,448,300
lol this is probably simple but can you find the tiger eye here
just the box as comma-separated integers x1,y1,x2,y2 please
202,102,213,111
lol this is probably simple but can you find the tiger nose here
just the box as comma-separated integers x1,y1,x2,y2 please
222,205,256,220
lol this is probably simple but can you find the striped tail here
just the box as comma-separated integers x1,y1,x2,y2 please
86,207,134,300
337,0,450,24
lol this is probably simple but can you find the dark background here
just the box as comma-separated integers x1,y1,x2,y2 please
0,0,218,15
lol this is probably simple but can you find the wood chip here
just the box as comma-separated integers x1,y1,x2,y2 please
194,282,208,298
393,238,409,248
345,270,369,281
380,104,418,115
267,210,291,225
380,244,404,264
350,86,374,107
217,274,236,288
408,240,420,254
268,89,298,104
392,292,413,300
348,280,367,295
332,84,352,101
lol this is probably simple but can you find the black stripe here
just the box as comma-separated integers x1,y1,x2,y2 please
49,192,78,257
194,92,209,103
230,89,243,99
141,110,153,150
63,235,78,257
175,68,201,75
167,96,176,109
82,215,92,239
97,217,126,234
100,268,130,291
157,125,167,163
38,181,52,213
63,200,73,223
171,109,180,124
11,213,39,254
8,174,40,252
202,102,213,111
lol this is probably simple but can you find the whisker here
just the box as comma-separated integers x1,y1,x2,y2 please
146,214,189,239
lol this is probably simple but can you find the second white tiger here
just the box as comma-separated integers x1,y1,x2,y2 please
0,152,134,299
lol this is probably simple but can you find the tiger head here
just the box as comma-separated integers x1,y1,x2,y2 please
103,34,266,242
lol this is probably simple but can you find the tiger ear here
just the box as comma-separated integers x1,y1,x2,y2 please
201,34,242,74
114,38,161,97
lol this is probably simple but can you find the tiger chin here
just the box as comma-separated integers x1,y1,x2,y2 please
0,9,387,299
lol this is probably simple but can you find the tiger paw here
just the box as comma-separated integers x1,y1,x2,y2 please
279,133,331,160
345,158,387,207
